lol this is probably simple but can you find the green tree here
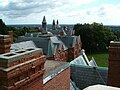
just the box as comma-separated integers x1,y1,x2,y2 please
74,22,117,53
0,19,8,34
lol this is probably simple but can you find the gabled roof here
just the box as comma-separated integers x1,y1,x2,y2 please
70,55,87,66
50,36,68,50
57,36,77,48
16,36,68,58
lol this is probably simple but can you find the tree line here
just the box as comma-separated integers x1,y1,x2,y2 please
1,19,119,53
0,19,36,41
73,22,119,53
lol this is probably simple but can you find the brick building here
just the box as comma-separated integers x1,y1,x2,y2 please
0,35,46,90
108,41,120,87
15,16,82,62
16,35,81,62
10,39,71,90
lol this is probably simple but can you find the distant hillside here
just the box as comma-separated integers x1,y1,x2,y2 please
106,25,120,31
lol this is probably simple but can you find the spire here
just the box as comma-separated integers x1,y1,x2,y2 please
57,19,59,25
52,19,56,30
52,19,55,25
56,19,61,29
42,16,46,22
42,16,47,34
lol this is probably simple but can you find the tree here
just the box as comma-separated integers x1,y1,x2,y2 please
0,19,8,34
74,22,117,53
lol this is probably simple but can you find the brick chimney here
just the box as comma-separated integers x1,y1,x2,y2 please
108,41,120,87
0,35,11,54
8,30,13,43
0,48,46,90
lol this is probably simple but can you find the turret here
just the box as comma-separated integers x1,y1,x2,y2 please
56,19,61,29
52,19,56,30
57,19,59,25
42,16,47,34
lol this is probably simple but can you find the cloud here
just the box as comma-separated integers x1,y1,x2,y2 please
56,3,120,25
0,0,96,18
1,0,120,25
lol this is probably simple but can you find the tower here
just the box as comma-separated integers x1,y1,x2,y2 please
57,19,59,25
42,16,47,34
52,19,56,30
56,19,60,29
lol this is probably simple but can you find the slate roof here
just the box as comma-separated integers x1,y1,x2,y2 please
16,36,50,55
70,55,88,66
16,35,72,58
70,50,108,90
50,36,68,50
11,41,36,51
57,36,77,48
47,28,68,36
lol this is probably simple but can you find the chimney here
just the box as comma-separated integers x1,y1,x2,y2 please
0,35,11,54
108,41,120,87
8,30,13,43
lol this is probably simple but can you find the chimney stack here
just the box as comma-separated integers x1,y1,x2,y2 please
8,30,13,43
0,35,11,54
108,41,120,87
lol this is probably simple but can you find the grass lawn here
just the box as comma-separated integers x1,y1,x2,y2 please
87,52,108,67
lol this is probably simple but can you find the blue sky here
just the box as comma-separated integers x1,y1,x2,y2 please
0,0,120,25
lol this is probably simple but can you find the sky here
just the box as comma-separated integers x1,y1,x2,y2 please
0,0,120,25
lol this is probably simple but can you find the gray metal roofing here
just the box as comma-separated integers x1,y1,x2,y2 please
70,55,87,66
11,41,36,51
50,36,68,50
70,65,108,90
47,29,61,35
16,36,62,57
16,37,50,55
57,36,77,48
16,35,79,58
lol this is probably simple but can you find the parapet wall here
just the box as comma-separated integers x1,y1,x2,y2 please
0,48,43,68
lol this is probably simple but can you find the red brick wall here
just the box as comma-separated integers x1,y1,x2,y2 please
0,50,46,90
23,76,43,90
8,31,13,44
108,42,120,87
68,48,74,62
44,67,70,90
